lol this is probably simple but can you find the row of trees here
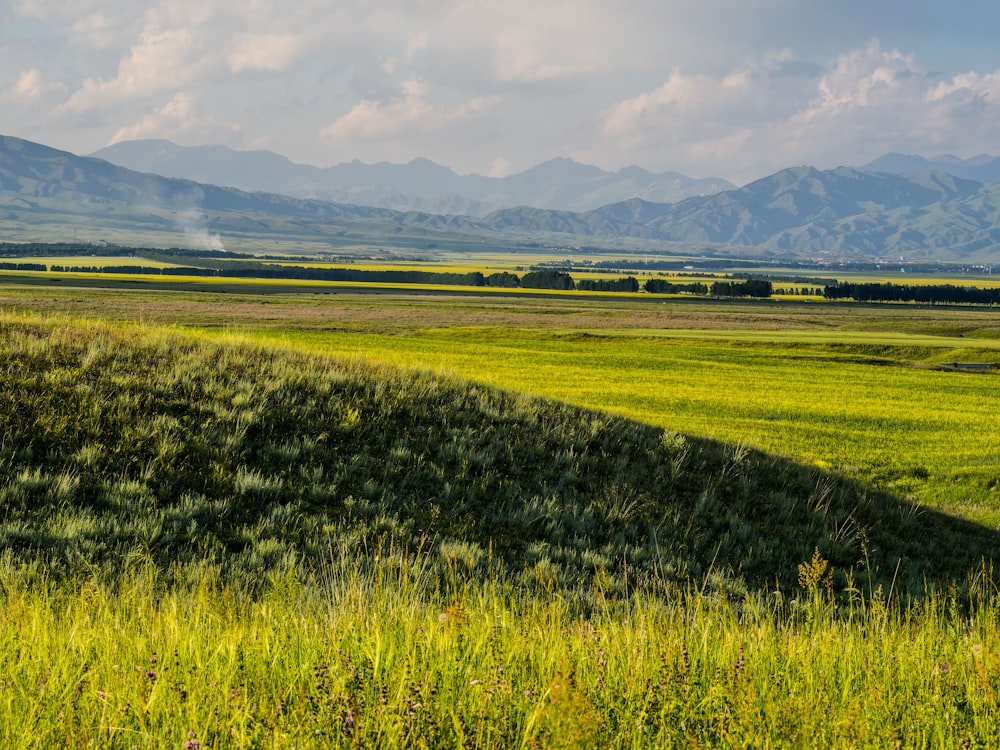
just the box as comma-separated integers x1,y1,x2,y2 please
709,279,774,298
39,263,589,291
823,282,1000,305
578,277,640,293
643,279,709,295
0,243,253,260
14,260,781,297
0,262,46,271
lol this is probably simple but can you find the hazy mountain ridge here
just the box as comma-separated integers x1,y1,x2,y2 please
4,134,1000,261
90,140,735,216
860,152,1000,184
0,135,387,220
576,166,988,249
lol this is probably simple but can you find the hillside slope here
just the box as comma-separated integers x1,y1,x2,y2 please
577,166,999,258
7,134,1000,260
1,316,996,598
91,140,734,215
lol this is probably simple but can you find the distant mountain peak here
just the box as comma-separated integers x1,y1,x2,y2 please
90,140,735,215
5,133,1000,261
860,151,1000,183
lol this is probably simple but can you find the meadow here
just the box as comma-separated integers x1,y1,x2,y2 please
2,278,1000,746
8,283,992,520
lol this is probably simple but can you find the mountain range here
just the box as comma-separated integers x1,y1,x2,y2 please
91,140,735,216
859,153,1000,184
3,133,1000,262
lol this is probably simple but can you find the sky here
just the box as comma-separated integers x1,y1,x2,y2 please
2,0,999,185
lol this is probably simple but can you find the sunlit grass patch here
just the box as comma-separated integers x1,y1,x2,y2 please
239,322,1000,524
0,558,998,747
3,297,1000,746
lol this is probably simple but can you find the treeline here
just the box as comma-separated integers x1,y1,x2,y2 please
16,259,784,297
577,277,640,292
733,272,837,286
644,279,709,295
0,262,47,271
36,263,606,291
50,265,215,276
644,278,776,298
0,242,254,260
824,282,1000,305
710,279,774,298
1,242,128,258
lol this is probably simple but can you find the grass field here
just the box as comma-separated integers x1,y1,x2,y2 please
2,279,1000,746
3,562,999,749
254,325,1000,519
2,284,999,522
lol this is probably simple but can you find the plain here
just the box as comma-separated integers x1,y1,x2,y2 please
1,280,1000,748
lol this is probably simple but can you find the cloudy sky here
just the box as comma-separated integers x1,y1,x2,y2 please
2,0,999,184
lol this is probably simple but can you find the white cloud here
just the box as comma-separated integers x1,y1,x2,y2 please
5,3,1000,180
926,70,1000,106
228,32,305,74
595,41,1000,182
786,42,1000,163
598,50,813,154
70,12,131,49
809,42,922,112
322,79,497,141
6,68,66,102
59,27,219,114
109,91,239,145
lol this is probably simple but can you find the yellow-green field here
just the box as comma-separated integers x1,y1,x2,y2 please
2,283,998,525
4,280,1000,747
244,322,1000,525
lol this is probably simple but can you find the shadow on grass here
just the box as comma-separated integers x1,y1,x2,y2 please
0,314,997,602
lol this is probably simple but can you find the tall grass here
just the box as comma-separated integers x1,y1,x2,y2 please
2,311,997,599
250,321,1000,524
0,555,998,748
3,310,1000,746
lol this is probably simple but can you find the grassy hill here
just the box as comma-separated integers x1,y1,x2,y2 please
2,313,996,601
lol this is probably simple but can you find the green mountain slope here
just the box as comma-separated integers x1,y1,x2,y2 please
2,316,996,598
5,134,1000,260
0,135,493,249
579,166,995,258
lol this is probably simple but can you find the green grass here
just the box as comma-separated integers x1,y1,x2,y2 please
241,322,1000,526
3,289,1000,746
3,287,998,527
8,312,996,598
1,559,999,748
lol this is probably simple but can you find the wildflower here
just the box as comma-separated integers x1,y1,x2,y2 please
184,730,201,749
145,670,157,682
